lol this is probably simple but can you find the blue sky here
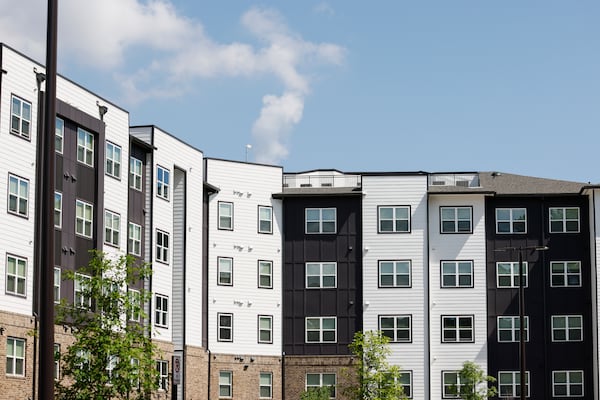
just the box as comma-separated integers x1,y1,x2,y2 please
2,1,599,182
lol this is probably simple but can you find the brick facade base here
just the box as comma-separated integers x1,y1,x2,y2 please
283,355,356,400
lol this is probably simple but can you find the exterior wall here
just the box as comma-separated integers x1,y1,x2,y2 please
183,345,209,400
429,193,487,399
592,189,600,400
283,355,355,400
361,174,428,399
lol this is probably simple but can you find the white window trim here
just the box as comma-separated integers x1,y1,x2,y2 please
306,373,336,399
498,371,530,398
496,207,527,234
128,288,141,322
258,205,273,234
218,313,233,342
259,372,273,399
128,222,142,256
55,117,64,154
258,260,273,289
378,260,412,288
154,294,169,328
105,141,122,179
441,260,473,288
218,202,234,230
218,257,233,286
550,261,582,287
77,127,94,167
549,207,580,233
156,165,170,200
441,315,474,343
129,157,143,191
496,261,528,288
379,315,412,343
551,315,583,342
6,337,26,377
74,273,91,309
378,205,410,233
6,254,27,297
305,316,337,343
258,315,273,344
75,199,93,238
219,370,233,398
10,95,31,139
54,267,61,304
54,343,60,380
8,174,29,218
155,229,170,264
54,192,62,228
497,316,529,343
399,370,413,399
552,370,584,397
306,262,337,289
157,360,169,391
305,207,337,234
440,206,473,234
442,371,463,399
104,210,121,247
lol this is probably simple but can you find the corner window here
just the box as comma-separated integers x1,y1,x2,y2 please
550,261,581,287
378,206,410,233
549,207,580,233
306,373,336,398
8,174,29,217
156,165,170,200
75,200,93,238
442,371,463,398
76,128,94,167
154,294,168,328
306,208,336,234
129,157,143,191
551,315,582,342
74,273,91,309
258,315,273,344
6,337,25,377
218,257,233,286
105,142,122,179
305,317,336,343
258,260,273,289
55,117,64,154
379,315,411,342
497,262,528,288
155,229,170,264
258,206,273,234
441,261,473,288
128,222,142,256
259,372,273,399
104,210,120,247
219,371,233,398
440,206,472,233
10,95,31,139
218,202,233,230
218,313,233,342
54,192,62,228
379,260,411,288
498,371,529,398
552,370,583,397
442,315,474,343
6,254,27,297
496,208,526,234
497,316,529,342
306,262,337,288
157,360,169,391
54,267,61,303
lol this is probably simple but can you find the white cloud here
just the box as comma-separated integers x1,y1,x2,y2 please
314,2,335,16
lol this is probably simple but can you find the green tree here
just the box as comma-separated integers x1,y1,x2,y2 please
342,330,408,400
300,386,332,400
55,251,159,399
450,361,497,400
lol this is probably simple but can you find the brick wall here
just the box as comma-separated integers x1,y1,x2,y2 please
283,355,356,400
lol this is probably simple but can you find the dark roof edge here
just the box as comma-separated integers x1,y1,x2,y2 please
205,157,283,170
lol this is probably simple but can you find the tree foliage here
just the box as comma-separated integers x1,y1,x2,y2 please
55,251,159,399
300,386,332,400
451,360,497,400
342,330,408,400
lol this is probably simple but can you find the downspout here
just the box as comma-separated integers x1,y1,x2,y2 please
590,190,599,400
207,349,211,400
181,170,188,400
147,129,155,343
425,189,431,400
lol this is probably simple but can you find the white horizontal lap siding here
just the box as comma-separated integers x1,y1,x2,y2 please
428,194,487,400
361,175,428,400
206,159,282,355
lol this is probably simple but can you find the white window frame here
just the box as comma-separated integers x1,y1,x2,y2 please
6,254,27,297
496,262,528,288
218,313,233,342
440,206,472,233
74,273,91,309
128,289,141,322
218,257,233,286
378,260,411,288
55,117,64,154
549,207,580,233
258,260,273,289
305,207,337,234
258,315,273,344
551,315,583,342
306,262,337,288
378,206,410,233
10,95,31,139
8,174,29,218
379,315,411,342
54,192,62,228
442,371,463,398
105,141,122,179
550,261,582,287
54,343,60,380
497,316,529,342
155,229,170,264
441,315,474,343
54,267,61,304
498,371,530,398
106,354,119,383
305,317,337,343
306,373,336,399
259,372,273,399
6,337,26,377
552,370,584,397
258,205,273,234
496,208,527,234
399,371,413,398
128,222,142,256
219,370,233,398
218,202,234,230
76,127,94,167
129,157,143,191
156,165,170,200
104,210,120,247
75,199,93,238
157,360,169,391
441,260,473,288
154,294,168,328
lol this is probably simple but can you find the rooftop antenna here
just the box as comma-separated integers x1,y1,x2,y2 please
245,144,252,162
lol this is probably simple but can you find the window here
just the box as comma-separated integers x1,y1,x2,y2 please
552,315,583,342
6,337,25,377
399,371,412,398
74,273,91,309
218,313,233,342
305,317,336,343
551,261,581,287
306,262,337,288
258,206,273,233
157,360,169,391
552,370,584,397
75,349,90,370
54,344,60,380
259,372,273,399
442,371,463,398
104,210,120,247
10,95,31,139
306,208,336,234
156,165,170,200
497,262,528,288
306,373,336,398
497,316,529,342
54,267,61,303
130,358,140,388
219,371,232,398
105,142,122,179
498,371,530,398
442,316,474,343
129,157,143,191
379,260,411,288
106,355,119,383
128,289,141,322
6,254,26,297
155,229,169,264
378,206,410,233
258,260,272,289
155,294,168,328
75,200,93,238
218,257,233,286
128,222,142,256
379,315,411,342
54,192,62,228
258,315,273,343
441,261,473,288
77,128,94,166
440,206,472,233
55,117,64,154
218,202,233,230
496,208,526,234
550,207,580,233
8,174,29,217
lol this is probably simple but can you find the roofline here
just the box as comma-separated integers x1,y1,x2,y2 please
273,190,363,199
130,124,204,154
428,190,495,196
205,157,283,170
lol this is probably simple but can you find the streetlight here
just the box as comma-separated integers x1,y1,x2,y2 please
495,245,548,400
